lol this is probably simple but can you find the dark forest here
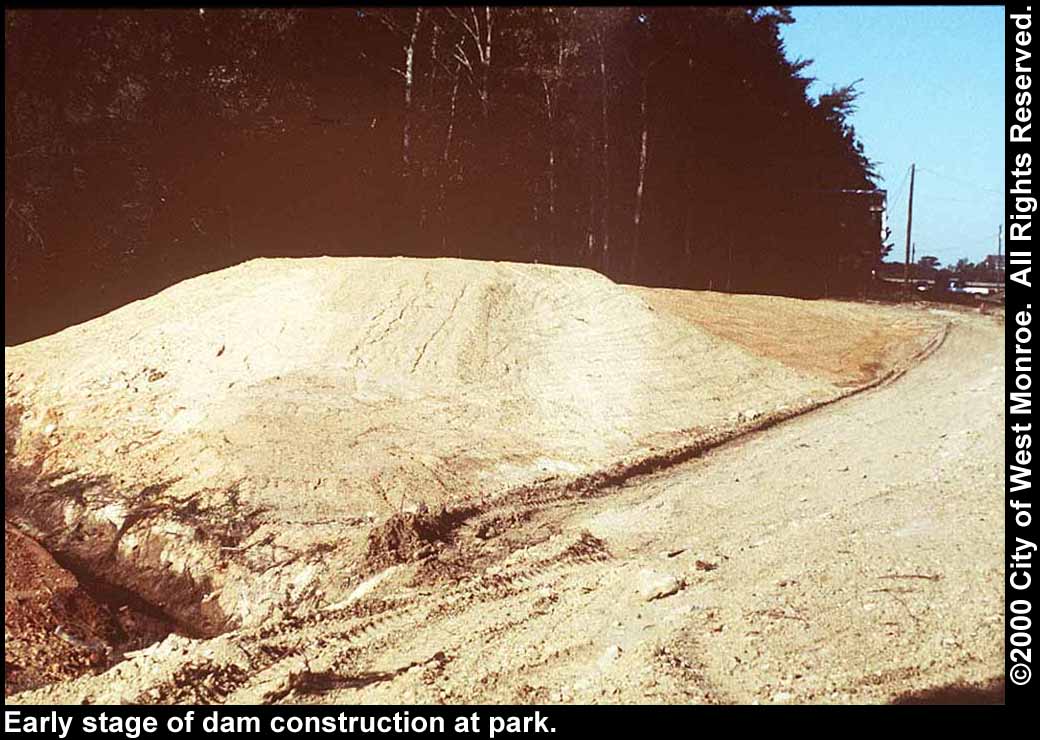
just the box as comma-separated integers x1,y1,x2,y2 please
5,7,886,344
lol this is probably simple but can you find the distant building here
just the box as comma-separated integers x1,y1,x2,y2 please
866,190,887,246
835,188,887,251
983,254,1005,271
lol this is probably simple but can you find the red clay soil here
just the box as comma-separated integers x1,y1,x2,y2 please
4,522,171,696
5,522,111,694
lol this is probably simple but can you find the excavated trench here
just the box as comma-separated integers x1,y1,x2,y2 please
4,461,182,693
7,479,226,632
5,398,466,676
4,404,233,684
4,526,180,694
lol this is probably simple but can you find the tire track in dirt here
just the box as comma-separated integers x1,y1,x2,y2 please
264,311,990,705
396,315,950,560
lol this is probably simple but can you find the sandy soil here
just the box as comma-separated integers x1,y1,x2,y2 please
4,258,942,639
6,307,1000,705
5,257,967,703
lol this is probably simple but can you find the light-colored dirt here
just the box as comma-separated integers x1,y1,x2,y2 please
5,260,999,706
3,257,942,642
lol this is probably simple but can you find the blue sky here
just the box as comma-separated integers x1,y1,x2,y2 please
781,6,1004,265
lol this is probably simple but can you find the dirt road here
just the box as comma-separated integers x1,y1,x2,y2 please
13,307,1003,705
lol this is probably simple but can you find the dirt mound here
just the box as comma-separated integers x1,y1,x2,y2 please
4,257,943,639
5,312,994,707
364,511,453,570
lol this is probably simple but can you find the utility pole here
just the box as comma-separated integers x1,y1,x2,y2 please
903,163,916,288
997,223,1004,282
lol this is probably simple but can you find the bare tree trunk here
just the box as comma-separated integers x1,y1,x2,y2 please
439,68,460,254
632,75,649,280
542,80,557,263
447,6,494,120
532,200,541,262
428,22,440,103
586,168,597,261
480,6,493,119
401,8,425,172
538,7,570,265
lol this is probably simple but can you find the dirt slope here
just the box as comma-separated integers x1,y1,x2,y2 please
630,288,937,387
7,308,998,705
4,257,943,683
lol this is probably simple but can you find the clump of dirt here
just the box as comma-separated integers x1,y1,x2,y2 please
364,511,454,570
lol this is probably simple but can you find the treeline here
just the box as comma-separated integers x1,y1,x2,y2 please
5,7,882,344
947,257,1003,283
879,256,1004,284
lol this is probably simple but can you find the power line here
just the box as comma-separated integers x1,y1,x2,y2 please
916,166,1002,195
887,164,912,209
884,163,1001,265
926,194,1002,204
913,238,999,258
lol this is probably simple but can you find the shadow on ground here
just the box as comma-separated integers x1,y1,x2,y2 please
891,677,1004,705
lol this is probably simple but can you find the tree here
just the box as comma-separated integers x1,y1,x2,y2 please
6,7,883,343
